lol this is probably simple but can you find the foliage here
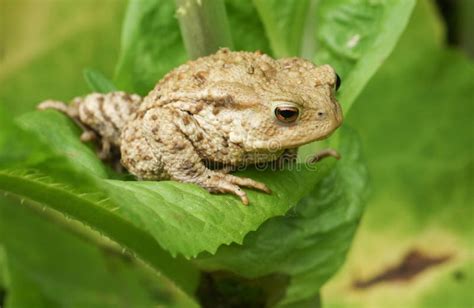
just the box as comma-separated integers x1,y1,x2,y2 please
0,0,437,306
0,196,196,308
323,1,474,307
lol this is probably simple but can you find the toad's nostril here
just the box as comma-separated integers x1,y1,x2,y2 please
318,111,325,117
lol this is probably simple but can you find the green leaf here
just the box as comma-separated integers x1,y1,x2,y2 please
324,1,474,307
0,196,197,308
114,0,188,94
195,127,369,306
18,111,108,178
252,0,311,57
224,0,272,54
83,68,117,93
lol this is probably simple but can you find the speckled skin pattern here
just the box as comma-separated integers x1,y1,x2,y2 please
38,49,343,205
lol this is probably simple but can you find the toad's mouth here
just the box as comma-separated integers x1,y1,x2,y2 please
285,120,342,148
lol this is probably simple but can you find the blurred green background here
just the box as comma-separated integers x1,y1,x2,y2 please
0,0,472,307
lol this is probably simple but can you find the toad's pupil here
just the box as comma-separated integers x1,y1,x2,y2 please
335,73,341,91
275,107,299,122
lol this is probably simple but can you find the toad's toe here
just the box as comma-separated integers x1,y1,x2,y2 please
208,180,249,205
225,174,272,194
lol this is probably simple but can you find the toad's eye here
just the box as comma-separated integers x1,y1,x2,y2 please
335,73,342,91
274,106,300,123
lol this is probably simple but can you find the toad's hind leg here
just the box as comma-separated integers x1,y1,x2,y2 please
139,108,271,205
38,92,142,160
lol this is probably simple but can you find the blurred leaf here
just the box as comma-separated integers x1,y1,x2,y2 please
84,68,117,93
323,1,474,307
0,196,197,308
0,0,125,116
195,127,369,306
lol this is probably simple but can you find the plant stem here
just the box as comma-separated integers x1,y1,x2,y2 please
300,0,320,59
175,0,233,59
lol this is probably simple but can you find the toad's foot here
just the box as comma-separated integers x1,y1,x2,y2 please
202,172,272,205
308,148,341,163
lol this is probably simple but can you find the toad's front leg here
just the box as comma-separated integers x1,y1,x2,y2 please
142,108,271,205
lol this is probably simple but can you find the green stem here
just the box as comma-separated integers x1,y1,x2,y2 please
174,0,233,59
300,0,319,59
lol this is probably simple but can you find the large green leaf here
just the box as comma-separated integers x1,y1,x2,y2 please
0,196,197,308
323,1,474,307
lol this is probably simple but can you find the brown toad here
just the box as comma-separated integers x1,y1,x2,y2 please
38,49,343,205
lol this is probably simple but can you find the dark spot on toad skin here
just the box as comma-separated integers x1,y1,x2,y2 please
220,147,229,155
224,95,234,105
174,142,186,150
193,103,204,113
222,136,229,148
196,132,204,141
352,249,452,290
180,161,196,175
194,71,208,84
182,116,190,125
